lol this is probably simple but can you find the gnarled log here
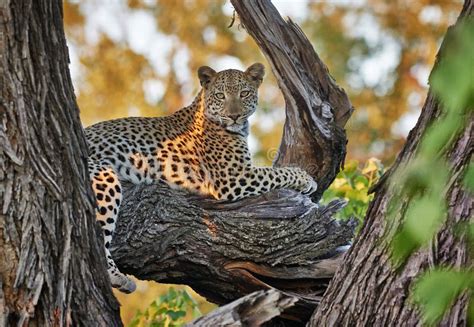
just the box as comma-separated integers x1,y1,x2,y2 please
112,185,354,322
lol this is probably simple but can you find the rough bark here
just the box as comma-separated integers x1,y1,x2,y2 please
310,2,473,326
187,289,297,327
110,0,355,324
113,185,354,323
0,1,121,326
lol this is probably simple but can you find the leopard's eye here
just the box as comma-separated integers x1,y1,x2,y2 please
214,92,225,100
240,90,250,98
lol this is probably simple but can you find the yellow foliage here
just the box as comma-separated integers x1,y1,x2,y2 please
115,279,216,325
322,159,384,225
64,0,462,160
362,157,383,174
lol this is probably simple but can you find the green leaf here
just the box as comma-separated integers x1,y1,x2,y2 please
354,174,369,187
390,229,418,265
343,160,359,174
127,288,204,327
155,307,168,315
150,321,165,327
181,290,192,302
391,196,446,264
192,306,202,319
323,158,383,229
430,19,474,112
412,269,473,326
464,163,474,192
420,115,462,158
166,310,186,320
128,314,141,327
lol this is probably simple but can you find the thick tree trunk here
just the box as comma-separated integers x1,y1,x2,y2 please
0,1,121,325
309,2,473,326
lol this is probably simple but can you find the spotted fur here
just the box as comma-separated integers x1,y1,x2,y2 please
86,63,317,293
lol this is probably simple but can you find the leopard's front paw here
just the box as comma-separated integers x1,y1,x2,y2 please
291,167,318,195
302,176,318,195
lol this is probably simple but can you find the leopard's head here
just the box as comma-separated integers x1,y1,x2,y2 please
198,63,265,136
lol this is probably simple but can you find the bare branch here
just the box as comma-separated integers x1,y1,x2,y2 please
187,289,297,327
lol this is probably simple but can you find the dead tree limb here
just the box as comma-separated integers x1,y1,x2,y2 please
187,289,297,327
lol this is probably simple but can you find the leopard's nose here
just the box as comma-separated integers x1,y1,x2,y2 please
228,114,240,122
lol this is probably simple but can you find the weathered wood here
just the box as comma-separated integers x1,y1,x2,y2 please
112,184,354,323
309,1,473,325
187,289,297,327
0,1,121,325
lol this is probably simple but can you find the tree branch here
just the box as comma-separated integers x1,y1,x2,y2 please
112,184,354,322
187,289,297,326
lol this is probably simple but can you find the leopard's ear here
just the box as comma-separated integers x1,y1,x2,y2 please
198,66,217,88
245,63,265,87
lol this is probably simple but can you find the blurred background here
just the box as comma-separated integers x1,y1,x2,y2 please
63,0,462,324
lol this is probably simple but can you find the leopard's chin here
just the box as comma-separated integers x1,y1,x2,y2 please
226,122,249,137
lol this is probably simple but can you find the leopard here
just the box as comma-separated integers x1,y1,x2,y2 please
85,63,318,293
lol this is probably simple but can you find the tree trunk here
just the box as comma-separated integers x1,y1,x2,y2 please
309,2,473,326
0,1,121,325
